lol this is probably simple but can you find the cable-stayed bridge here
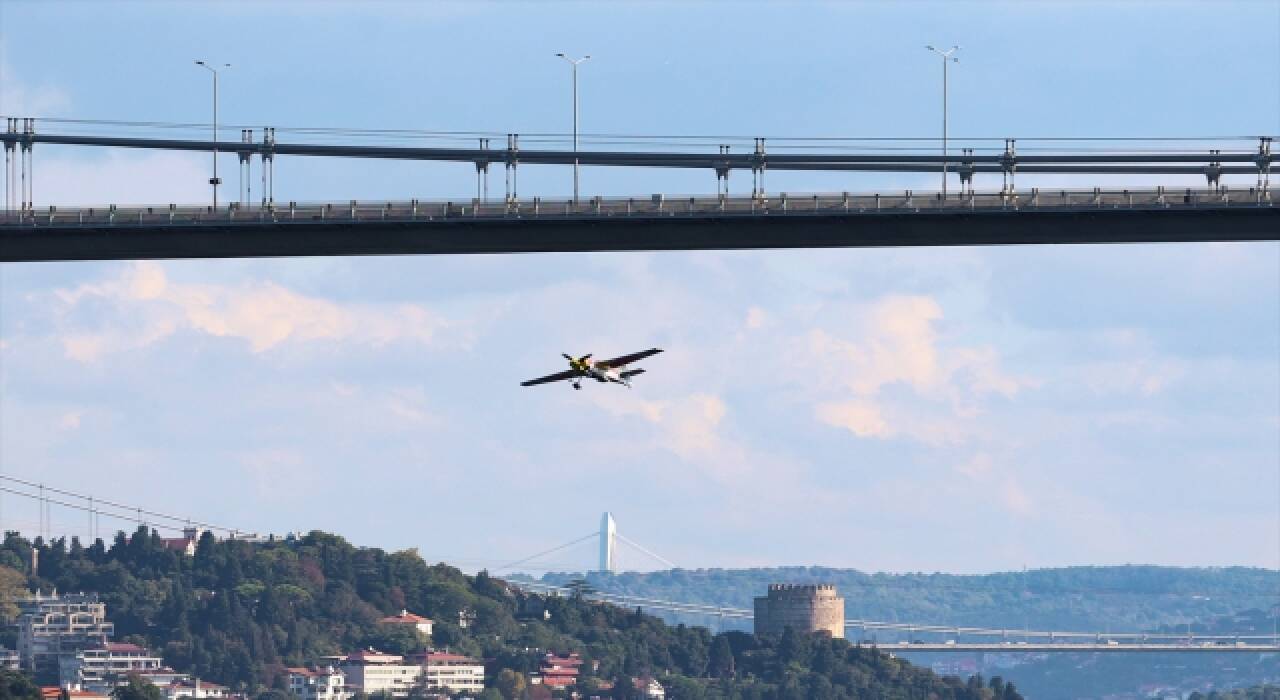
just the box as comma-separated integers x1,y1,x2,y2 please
1,118,1276,261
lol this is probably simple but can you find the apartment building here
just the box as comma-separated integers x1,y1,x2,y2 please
17,592,115,673
58,642,164,689
337,651,420,698
287,667,348,700
419,652,484,694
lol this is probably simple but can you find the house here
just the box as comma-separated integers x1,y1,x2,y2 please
165,678,229,700
633,677,665,699
0,648,19,670
337,650,421,698
286,667,348,700
535,653,582,689
377,610,433,638
418,652,484,694
131,670,197,691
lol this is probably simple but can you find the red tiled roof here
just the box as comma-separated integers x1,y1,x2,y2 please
379,610,432,625
423,652,479,664
42,690,112,700
106,642,149,653
171,680,228,691
344,650,403,663
161,538,195,551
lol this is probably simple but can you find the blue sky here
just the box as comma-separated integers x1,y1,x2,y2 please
0,1,1277,575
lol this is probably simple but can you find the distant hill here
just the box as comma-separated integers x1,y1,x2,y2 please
533,565,1279,634
531,566,1280,700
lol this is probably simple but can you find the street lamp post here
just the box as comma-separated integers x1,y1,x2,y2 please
195,60,230,208
555,53,590,203
925,45,960,197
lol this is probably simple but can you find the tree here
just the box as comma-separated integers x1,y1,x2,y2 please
475,691,503,700
709,635,735,679
0,670,40,700
361,624,426,655
0,567,27,623
494,669,527,700
112,677,164,700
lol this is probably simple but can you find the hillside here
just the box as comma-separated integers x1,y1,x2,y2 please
3,530,1023,699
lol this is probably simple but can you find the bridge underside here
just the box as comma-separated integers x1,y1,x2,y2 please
2,207,1277,262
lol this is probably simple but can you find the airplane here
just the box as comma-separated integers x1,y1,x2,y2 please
521,348,663,390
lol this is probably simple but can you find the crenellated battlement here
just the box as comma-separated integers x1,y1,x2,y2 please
755,583,845,638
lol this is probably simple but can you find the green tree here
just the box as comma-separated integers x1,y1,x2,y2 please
0,567,26,622
361,624,426,655
0,670,41,700
709,635,735,679
112,677,164,700
494,669,527,700
475,691,503,700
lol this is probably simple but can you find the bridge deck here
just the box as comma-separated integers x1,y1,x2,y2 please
2,190,1275,262
876,642,1280,653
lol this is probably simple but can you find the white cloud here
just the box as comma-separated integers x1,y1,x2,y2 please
955,452,994,480
803,294,1026,443
814,400,891,438
50,262,458,360
0,46,71,115
1000,478,1034,517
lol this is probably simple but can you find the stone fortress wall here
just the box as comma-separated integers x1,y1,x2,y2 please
753,584,845,639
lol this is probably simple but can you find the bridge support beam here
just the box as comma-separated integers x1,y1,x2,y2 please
2,206,1276,263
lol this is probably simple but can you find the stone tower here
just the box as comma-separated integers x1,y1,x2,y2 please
753,584,845,638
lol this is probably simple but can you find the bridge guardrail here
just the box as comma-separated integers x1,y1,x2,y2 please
0,187,1273,228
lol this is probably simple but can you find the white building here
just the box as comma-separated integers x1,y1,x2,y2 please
0,648,19,670
635,677,665,699
287,666,348,700
338,651,421,698
17,592,114,673
418,652,484,694
59,643,165,689
377,610,433,639
165,678,229,700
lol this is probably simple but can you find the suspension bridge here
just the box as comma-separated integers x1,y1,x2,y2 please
1,117,1276,262
480,513,1280,655
2,480,1277,655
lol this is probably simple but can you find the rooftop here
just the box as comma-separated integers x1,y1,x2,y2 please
379,610,432,625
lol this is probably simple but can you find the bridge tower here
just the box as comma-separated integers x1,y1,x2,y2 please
598,512,617,573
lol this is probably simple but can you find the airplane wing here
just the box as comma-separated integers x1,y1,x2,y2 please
597,347,663,369
520,369,579,387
